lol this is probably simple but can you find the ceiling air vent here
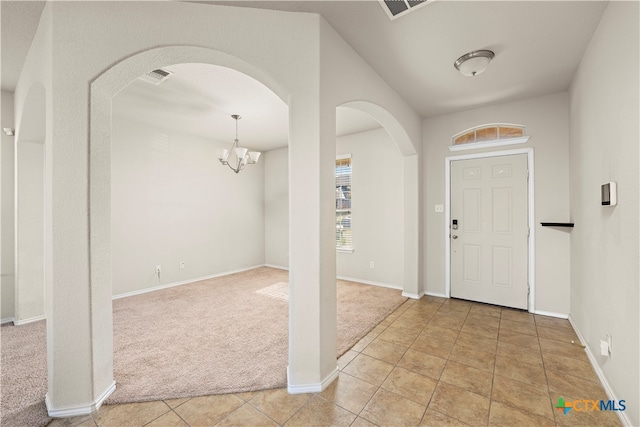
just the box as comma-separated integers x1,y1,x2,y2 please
379,0,430,20
138,68,174,85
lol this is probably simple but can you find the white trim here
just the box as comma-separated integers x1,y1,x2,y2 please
264,264,289,271
336,248,354,253
14,314,46,325
449,136,530,152
401,291,425,299
336,153,351,161
568,316,632,427
1,317,15,325
533,310,568,319
336,275,401,291
287,366,339,394
46,381,116,418
260,268,402,291
445,148,535,312
112,264,265,300
425,291,448,299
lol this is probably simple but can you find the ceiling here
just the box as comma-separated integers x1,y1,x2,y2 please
2,1,608,150
0,1,46,92
206,0,608,117
113,63,381,151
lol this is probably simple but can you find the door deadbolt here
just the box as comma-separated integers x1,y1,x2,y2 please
452,235,458,239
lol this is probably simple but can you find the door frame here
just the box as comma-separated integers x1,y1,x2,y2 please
444,147,535,312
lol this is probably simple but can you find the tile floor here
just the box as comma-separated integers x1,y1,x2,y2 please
48,297,622,427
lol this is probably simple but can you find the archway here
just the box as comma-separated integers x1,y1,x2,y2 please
47,36,419,415
44,45,292,416
108,61,289,400
336,101,421,298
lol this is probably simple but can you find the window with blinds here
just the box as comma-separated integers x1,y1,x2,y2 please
336,155,352,251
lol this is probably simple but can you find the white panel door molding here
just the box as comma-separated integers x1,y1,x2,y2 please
449,153,529,309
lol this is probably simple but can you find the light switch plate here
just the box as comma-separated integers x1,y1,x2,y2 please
435,204,444,213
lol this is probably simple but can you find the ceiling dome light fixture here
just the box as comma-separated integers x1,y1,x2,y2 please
454,50,495,77
218,114,261,174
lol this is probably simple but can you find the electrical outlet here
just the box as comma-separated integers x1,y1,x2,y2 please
155,265,161,275
179,261,185,270
369,261,375,269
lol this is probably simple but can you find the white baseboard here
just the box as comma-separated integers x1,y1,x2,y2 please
287,366,339,394
425,291,448,298
261,266,402,293
264,264,289,271
568,316,631,427
533,309,569,319
401,291,425,299
1,317,15,325
337,275,401,291
46,381,116,418
14,314,46,326
112,264,265,300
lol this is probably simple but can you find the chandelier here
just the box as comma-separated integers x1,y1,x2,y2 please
218,114,261,173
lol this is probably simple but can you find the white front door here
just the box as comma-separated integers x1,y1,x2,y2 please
450,154,528,309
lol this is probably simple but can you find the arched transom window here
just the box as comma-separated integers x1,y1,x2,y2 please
450,123,529,151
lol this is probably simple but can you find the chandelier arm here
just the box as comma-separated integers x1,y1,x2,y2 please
225,162,240,174
221,160,251,173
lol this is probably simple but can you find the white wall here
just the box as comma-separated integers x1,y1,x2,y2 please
111,113,265,296
1,90,15,321
264,147,288,269
13,82,47,324
424,92,571,315
336,128,404,287
15,141,45,321
264,127,405,287
569,2,639,425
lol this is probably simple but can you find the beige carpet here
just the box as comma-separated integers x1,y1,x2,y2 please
1,321,49,427
0,267,406,424
108,267,406,403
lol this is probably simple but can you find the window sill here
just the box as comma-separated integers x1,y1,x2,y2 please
336,248,354,254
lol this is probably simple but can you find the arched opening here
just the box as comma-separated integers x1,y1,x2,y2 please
14,82,46,325
338,101,416,157
47,42,420,413
29,45,297,415
335,101,420,299
108,62,290,401
334,106,404,288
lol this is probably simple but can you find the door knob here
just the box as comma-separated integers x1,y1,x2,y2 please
452,235,458,239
